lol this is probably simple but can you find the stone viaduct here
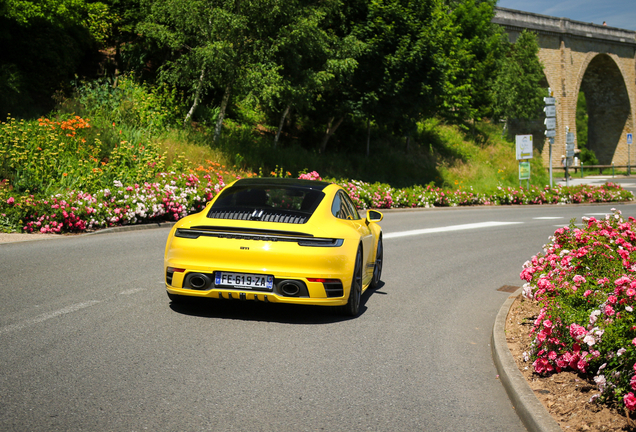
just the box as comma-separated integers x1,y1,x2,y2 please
493,7,636,168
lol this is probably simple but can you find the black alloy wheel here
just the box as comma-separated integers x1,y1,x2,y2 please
340,246,363,316
369,236,383,290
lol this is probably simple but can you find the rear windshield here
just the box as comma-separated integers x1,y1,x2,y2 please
209,185,325,217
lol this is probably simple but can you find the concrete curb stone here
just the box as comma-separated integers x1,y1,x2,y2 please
492,288,563,432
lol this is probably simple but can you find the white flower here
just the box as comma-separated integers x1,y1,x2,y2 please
583,334,596,346
617,348,627,356
589,310,601,325
627,306,634,312
594,375,607,392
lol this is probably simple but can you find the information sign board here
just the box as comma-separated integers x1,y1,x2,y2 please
519,161,531,180
545,130,556,138
566,132,575,144
543,97,556,105
628,133,633,145
515,135,533,160
544,106,556,117
544,118,556,130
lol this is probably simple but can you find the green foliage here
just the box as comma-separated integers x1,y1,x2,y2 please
440,0,506,123
70,75,186,132
576,91,599,165
493,30,545,121
0,114,166,196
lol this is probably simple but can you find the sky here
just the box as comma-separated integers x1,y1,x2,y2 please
496,0,636,31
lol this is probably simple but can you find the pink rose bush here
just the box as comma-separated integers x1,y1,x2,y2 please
521,209,636,411
1,168,633,233
327,176,631,210
3,172,226,233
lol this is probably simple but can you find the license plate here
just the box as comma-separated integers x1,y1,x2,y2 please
214,272,274,290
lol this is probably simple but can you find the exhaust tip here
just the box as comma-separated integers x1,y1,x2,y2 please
186,273,212,290
278,280,306,297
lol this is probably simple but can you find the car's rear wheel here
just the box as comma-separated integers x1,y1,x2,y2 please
369,236,383,290
339,246,363,317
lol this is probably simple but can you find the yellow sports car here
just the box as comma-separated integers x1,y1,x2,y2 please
164,178,383,316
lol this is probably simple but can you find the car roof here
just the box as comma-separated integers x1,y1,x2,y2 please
231,178,332,191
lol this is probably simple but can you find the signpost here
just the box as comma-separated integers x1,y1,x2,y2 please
565,129,575,186
516,134,533,188
544,89,556,188
628,133,633,175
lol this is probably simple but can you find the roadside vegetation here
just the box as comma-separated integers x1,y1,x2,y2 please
521,210,636,415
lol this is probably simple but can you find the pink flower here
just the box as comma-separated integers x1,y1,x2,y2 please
609,295,618,304
569,323,587,340
584,290,593,297
615,276,631,286
605,304,615,316
6,197,14,205
573,275,586,284
625,393,636,411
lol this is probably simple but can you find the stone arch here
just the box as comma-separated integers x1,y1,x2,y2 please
572,53,632,164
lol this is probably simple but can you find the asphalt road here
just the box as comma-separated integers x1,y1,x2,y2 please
2,201,636,431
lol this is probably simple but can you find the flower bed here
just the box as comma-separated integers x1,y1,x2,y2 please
1,169,634,234
2,171,227,233
521,209,636,411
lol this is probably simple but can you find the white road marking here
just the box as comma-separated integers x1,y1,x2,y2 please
533,217,564,220
120,288,145,295
585,213,612,216
384,221,522,239
0,300,100,336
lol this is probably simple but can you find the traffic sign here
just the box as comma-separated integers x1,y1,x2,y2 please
544,105,556,117
543,97,556,105
566,132,575,144
629,133,633,145
544,118,556,129
545,130,556,138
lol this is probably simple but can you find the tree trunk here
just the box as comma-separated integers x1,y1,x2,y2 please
405,135,410,152
184,66,206,126
274,104,291,148
320,116,344,153
213,84,231,143
366,118,371,157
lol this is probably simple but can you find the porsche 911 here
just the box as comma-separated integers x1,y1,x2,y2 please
163,177,383,316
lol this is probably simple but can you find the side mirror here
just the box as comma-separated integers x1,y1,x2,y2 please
366,209,383,223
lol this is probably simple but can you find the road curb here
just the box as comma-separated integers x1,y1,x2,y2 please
0,222,175,245
492,289,563,432
83,221,175,236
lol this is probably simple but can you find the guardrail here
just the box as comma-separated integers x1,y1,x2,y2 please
550,163,631,177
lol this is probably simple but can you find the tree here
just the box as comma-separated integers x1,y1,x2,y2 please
0,0,101,117
439,0,506,124
492,30,544,122
349,0,453,148
139,0,286,142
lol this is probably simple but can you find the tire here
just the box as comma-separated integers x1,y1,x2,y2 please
369,236,383,290
339,246,363,317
